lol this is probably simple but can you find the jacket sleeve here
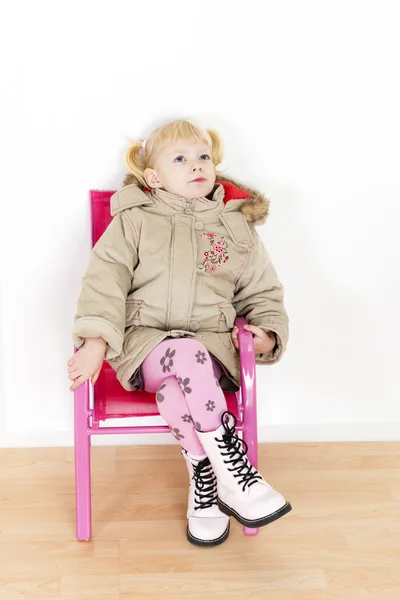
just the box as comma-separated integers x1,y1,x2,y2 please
72,211,138,360
233,228,289,365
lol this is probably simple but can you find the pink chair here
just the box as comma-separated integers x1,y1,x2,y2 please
74,190,259,541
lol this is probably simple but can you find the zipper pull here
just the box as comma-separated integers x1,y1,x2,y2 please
184,199,193,213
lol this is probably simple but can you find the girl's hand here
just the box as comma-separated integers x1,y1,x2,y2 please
67,337,107,391
231,324,276,354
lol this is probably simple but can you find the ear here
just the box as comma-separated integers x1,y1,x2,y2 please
144,168,163,189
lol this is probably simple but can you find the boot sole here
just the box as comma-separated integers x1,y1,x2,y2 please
217,500,292,528
186,521,230,547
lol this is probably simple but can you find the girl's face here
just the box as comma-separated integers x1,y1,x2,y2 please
144,138,216,198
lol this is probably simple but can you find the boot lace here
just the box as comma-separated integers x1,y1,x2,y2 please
192,457,218,510
215,411,263,492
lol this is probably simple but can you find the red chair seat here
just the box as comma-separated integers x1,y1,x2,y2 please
94,362,239,421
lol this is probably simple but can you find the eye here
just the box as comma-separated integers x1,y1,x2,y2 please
174,155,185,163
200,154,210,160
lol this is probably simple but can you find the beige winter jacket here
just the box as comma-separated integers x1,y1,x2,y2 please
72,175,289,392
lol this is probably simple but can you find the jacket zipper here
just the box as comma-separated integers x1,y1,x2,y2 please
184,199,193,213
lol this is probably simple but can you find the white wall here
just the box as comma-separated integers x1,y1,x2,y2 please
1,0,399,447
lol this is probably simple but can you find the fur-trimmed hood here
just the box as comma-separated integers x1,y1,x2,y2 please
121,172,270,226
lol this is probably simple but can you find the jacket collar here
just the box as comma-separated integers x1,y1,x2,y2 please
112,174,270,225
147,184,226,218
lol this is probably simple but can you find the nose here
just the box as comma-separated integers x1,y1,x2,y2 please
191,162,203,172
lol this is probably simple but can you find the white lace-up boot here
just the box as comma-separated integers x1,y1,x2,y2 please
195,412,292,528
182,449,230,547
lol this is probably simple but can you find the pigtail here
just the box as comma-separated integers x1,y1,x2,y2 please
124,140,147,188
206,128,224,167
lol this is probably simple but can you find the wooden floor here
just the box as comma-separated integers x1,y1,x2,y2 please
0,442,399,599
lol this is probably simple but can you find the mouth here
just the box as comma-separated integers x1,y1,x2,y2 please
190,177,207,183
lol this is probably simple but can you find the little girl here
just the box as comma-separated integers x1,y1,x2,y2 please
68,119,291,547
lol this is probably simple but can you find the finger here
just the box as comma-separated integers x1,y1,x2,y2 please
68,369,81,381
67,364,80,374
231,327,239,343
67,357,76,367
70,374,88,392
244,324,265,337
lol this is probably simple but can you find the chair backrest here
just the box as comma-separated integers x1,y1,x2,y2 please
90,190,115,245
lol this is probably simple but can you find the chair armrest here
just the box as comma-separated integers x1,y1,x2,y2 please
234,317,256,409
73,346,92,415
234,316,256,363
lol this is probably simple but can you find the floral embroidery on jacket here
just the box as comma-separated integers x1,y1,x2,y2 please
201,232,229,274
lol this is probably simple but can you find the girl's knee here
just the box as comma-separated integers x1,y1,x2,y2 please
181,338,209,357
155,376,181,403
158,338,212,377
157,375,179,391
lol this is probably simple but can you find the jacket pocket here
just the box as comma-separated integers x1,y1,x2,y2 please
218,303,236,331
217,303,239,356
125,298,143,326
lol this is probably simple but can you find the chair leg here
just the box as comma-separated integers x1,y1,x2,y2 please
74,381,92,541
235,317,260,535
241,393,259,536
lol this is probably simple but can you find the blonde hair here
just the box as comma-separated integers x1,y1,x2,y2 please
124,119,224,188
